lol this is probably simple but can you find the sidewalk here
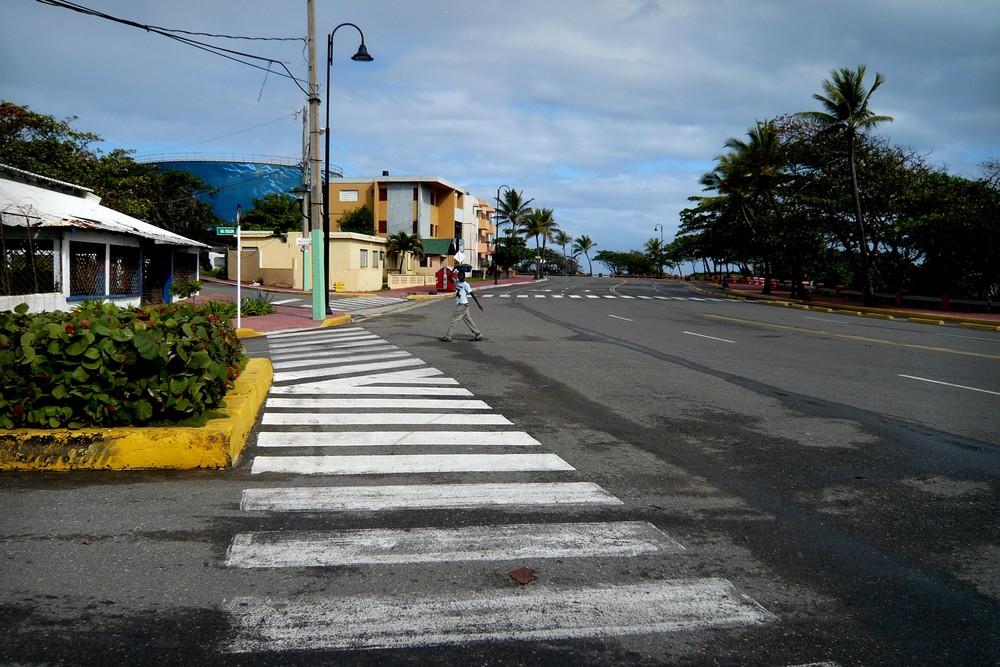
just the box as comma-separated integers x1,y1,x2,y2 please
694,280,1000,329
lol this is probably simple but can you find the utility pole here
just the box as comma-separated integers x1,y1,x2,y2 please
307,0,325,320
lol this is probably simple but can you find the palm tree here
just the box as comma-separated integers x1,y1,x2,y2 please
497,189,534,238
644,237,665,278
522,208,557,278
797,65,892,305
553,230,573,273
385,231,423,273
572,235,596,275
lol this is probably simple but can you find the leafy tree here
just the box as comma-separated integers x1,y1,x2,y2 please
0,101,99,183
797,66,893,305
338,204,375,235
572,235,596,275
493,233,532,276
385,231,423,272
0,101,222,241
595,250,654,276
240,193,302,233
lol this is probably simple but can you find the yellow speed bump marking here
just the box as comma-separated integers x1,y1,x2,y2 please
704,314,1000,360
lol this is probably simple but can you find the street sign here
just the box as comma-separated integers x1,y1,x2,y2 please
216,226,237,235
296,237,311,246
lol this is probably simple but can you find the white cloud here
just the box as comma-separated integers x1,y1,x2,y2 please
2,0,997,252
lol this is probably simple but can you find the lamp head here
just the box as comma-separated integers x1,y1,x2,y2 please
351,43,374,62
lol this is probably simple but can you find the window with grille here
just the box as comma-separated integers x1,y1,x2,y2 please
109,245,141,296
0,237,58,296
70,241,106,297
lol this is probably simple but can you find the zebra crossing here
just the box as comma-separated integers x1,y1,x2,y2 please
278,295,411,314
478,293,739,302
222,325,781,657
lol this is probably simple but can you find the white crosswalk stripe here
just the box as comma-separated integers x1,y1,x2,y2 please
221,325,790,659
226,521,683,568
225,579,774,652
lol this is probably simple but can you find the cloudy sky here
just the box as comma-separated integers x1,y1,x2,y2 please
3,0,998,253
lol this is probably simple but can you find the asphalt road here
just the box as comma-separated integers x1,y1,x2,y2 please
1,276,997,665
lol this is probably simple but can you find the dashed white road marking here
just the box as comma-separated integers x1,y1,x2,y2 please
683,331,736,344
250,453,575,475
241,481,623,512
225,521,683,567
225,578,775,652
899,374,1000,396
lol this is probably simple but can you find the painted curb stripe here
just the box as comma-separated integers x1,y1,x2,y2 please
224,578,774,652
256,431,540,447
249,453,575,475
225,521,683,568
241,481,622,512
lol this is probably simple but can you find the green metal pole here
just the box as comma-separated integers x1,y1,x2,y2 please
311,228,325,320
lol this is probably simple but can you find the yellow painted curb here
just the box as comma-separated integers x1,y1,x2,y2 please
322,314,354,327
0,358,273,471
959,322,1000,332
908,317,946,326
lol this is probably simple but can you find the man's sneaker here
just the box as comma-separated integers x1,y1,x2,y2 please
473,335,483,341
439,336,452,342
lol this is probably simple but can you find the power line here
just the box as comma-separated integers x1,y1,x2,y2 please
34,0,310,94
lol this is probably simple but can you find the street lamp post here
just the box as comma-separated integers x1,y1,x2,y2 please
654,223,664,278
493,184,511,284
319,22,373,316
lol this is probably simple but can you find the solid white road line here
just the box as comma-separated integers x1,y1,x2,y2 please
899,374,1000,396
261,413,512,426
273,358,425,382
225,521,683,568
256,430,540,448
224,578,774,652
241,481,623,512
608,314,633,322
265,397,491,410
683,331,735,344
272,351,411,371
250,453,575,475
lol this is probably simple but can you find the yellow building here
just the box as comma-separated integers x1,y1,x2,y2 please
228,174,495,293
329,173,495,276
228,231,386,293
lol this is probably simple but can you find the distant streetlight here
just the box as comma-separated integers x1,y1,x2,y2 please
493,184,511,284
320,22,373,315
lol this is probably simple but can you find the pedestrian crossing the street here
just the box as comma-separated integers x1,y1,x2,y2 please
220,325,810,660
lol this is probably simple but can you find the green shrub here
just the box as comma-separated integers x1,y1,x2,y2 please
0,301,248,429
169,278,202,300
199,299,238,319
241,290,276,316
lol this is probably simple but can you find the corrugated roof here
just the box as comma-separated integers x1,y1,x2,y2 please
0,169,208,248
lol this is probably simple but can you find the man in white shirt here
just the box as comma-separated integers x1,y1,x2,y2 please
440,269,484,341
